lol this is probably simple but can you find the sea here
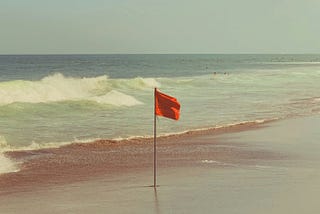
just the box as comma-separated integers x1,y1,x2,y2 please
0,54,320,174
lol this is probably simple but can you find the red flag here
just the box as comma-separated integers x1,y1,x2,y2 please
155,88,180,120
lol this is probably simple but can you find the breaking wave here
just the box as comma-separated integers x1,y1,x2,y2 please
0,73,160,106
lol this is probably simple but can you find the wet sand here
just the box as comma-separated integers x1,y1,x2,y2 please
0,116,320,213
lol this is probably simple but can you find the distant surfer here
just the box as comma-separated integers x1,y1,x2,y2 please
211,72,217,80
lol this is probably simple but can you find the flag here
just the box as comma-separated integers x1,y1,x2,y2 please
155,88,180,120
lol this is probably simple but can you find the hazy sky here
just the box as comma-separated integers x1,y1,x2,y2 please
1,0,319,54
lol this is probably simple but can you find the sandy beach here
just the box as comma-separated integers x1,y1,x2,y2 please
1,115,320,213
1,0,320,212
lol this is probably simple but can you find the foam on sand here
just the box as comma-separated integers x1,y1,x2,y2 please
0,153,19,174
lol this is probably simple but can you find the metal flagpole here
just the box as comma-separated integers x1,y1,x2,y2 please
154,88,157,188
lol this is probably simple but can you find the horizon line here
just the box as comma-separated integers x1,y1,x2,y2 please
1,53,320,56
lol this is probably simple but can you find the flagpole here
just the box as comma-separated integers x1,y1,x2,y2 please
154,88,157,188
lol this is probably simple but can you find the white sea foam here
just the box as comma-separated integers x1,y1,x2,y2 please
89,90,142,106
109,77,161,90
0,153,19,174
0,134,72,152
2,141,73,152
201,160,238,167
201,160,220,164
0,73,146,106
0,137,19,174
131,77,161,89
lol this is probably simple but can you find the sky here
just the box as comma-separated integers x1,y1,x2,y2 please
0,0,320,54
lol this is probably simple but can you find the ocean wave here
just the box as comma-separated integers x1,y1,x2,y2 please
109,77,161,90
89,90,143,106
0,73,157,106
0,135,76,153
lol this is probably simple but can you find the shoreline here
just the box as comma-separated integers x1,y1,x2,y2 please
2,117,277,153
0,118,278,196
